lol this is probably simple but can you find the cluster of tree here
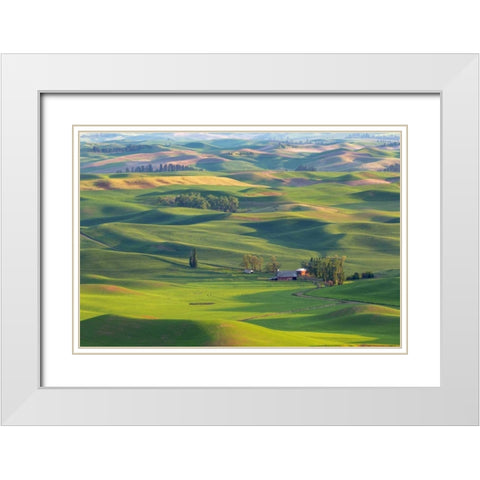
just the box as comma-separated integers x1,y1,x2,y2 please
125,163,194,173
240,255,280,273
295,164,317,172
265,256,281,274
302,255,346,286
126,164,153,173
383,164,400,172
378,141,400,147
156,163,194,172
311,139,337,145
346,271,375,280
345,133,373,139
229,150,254,157
174,193,239,212
189,248,198,268
89,144,154,154
241,254,263,272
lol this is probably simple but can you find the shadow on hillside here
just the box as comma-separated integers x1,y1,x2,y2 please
242,218,345,251
80,314,213,347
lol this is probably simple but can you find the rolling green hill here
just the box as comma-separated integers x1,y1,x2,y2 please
78,130,402,347
79,167,401,347
80,135,401,174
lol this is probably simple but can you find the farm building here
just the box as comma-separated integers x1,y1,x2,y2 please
272,270,297,281
296,268,307,277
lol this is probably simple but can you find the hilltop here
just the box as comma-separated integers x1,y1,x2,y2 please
80,132,401,174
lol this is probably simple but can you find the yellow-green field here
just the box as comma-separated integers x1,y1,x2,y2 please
80,167,401,347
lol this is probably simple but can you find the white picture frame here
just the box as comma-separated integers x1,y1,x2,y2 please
1,53,478,425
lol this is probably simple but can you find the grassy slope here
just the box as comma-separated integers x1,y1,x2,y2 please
80,314,377,347
79,170,401,347
304,277,400,307
80,280,398,346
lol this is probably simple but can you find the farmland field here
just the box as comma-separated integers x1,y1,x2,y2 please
79,131,402,347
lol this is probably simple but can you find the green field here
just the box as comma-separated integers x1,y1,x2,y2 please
79,133,401,348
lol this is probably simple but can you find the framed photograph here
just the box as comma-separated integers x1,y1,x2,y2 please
1,54,478,424
72,124,406,355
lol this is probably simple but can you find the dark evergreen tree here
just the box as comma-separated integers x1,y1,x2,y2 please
189,248,198,268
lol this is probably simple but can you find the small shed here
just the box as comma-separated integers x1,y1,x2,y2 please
296,268,307,277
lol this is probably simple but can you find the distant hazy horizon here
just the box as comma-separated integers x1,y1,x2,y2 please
80,130,401,144
79,129,401,175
